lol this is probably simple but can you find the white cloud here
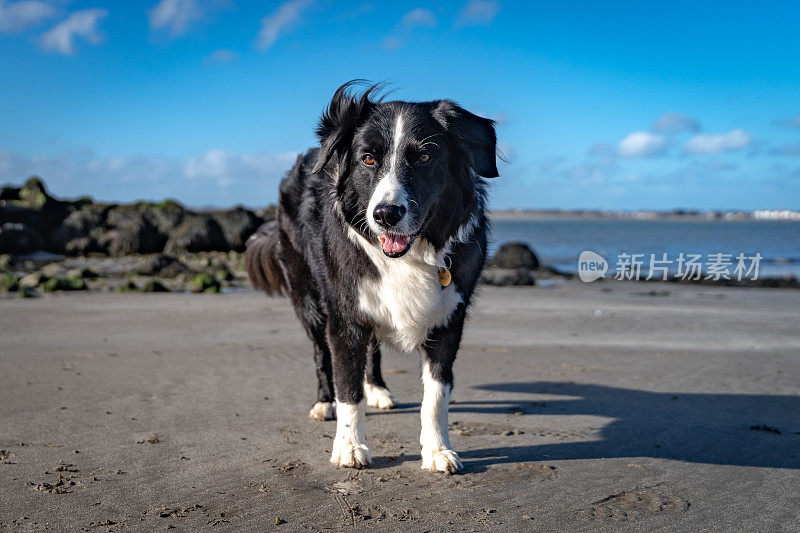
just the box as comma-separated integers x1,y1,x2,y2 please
255,0,314,51
185,150,297,182
684,129,751,154
148,0,203,37
204,49,238,64
652,112,700,135
41,8,107,55
0,149,298,206
617,131,667,158
0,0,56,33
401,7,436,27
384,8,437,49
454,0,500,28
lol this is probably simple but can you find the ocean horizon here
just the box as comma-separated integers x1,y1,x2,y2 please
489,218,800,279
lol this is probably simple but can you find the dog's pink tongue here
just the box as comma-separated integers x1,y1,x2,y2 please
380,234,410,254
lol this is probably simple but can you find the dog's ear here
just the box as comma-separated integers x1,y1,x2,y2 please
312,81,379,177
432,100,498,178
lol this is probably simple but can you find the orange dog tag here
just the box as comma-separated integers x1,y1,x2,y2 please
438,269,452,287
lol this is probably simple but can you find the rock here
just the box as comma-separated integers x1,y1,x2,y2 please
99,221,166,256
50,204,109,254
164,216,227,254
212,207,262,251
18,177,49,208
0,254,12,271
66,267,97,280
189,273,220,293
0,178,73,238
40,263,68,278
136,254,184,277
40,276,86,292
0,222,43,254
116,280,140,293
17,286,38,298
100,204,171,255
488,242,540,270
215,268,233,282
147,200,186,234
142,278,169,293
0,184,20,201
0,273,19,292
71,195,94,208
479,267,536,286
19,272,45,289
65,237,102,255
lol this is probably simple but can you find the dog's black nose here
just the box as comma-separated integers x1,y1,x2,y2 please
373,204,407,228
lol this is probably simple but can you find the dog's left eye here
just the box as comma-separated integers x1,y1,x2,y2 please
362,154,375,166
418,154,430,164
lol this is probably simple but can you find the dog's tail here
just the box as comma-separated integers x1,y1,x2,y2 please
245,221,288,297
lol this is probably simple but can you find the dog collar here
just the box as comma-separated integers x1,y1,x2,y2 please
438,254,452,287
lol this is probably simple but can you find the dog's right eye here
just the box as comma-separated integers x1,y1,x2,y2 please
362,154,376,166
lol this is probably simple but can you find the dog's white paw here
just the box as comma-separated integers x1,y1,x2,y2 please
330,440,372,469
421,448,462,474
363,382,397,410
308,401,335,421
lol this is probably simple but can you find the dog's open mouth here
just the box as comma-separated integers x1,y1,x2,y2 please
379,233,415,258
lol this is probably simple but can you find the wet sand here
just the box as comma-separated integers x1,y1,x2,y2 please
1,282,799,531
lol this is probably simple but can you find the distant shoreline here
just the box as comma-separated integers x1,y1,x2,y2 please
489,209,800,221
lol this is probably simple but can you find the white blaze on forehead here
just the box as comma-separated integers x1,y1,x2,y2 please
367,110,409,234
389,112,404,177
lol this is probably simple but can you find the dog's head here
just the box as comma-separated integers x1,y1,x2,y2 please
313,81,498,258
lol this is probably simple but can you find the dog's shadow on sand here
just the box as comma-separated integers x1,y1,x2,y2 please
379,381,800,472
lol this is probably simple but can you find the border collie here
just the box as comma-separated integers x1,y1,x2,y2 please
246,81,498,473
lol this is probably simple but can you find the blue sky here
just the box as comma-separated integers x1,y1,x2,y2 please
1,0,799,209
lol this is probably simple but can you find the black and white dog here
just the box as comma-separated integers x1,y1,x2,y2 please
246,81,498,473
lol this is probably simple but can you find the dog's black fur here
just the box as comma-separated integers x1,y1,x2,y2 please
247,81,498,470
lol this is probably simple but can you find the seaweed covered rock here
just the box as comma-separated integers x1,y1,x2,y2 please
0,273,19,292
136,253,184,277
212,207,262,251
100,204,168,256
164,216,227,254
487,242,540,270
189,272,220,293
142,278,170,293
99,222,165,256
18,177,49,208
0,178,72,239
148,200,186,234
1,177,277,256
50,204,109,254
40,276,87,292
0,222,42,254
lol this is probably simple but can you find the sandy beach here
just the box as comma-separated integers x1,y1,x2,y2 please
1,282,799,531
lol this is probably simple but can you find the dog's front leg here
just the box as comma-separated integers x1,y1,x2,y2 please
420,308,466,474
327,316,372,469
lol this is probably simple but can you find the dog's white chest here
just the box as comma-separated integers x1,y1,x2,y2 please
348,231,462,353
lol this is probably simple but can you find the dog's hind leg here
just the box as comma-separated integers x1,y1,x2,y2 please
363,339,396,410
277,232,336,421
308,332,336,421
297,305,335,421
